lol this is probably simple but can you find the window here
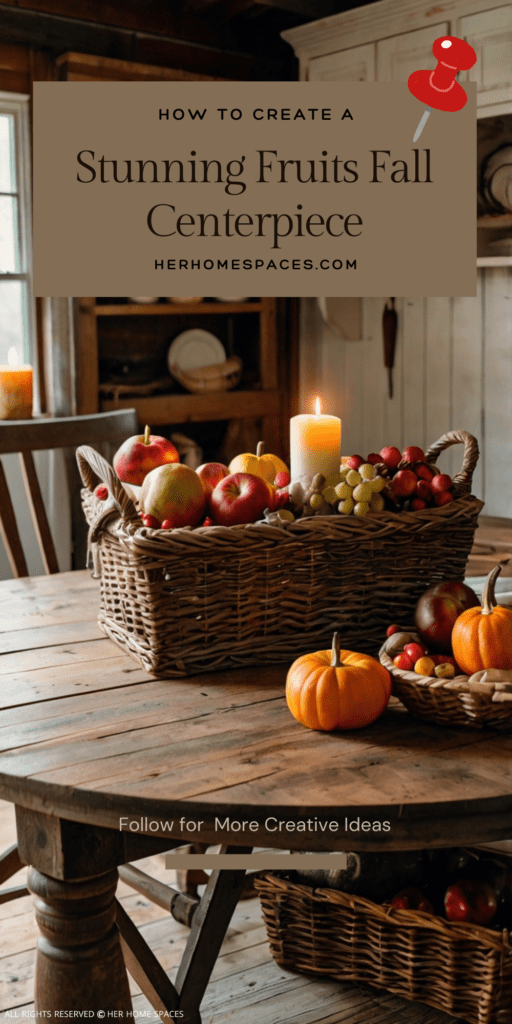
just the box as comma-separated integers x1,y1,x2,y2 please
0,92,34,367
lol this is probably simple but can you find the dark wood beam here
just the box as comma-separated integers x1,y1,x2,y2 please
0,2,289,78
253,0,343,16
0,0,230,50
187,0,349,18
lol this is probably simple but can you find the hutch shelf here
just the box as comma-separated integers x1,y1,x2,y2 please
75,296,289,458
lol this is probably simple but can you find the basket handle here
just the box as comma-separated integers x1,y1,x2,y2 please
424,430,479,497
76,445,139,523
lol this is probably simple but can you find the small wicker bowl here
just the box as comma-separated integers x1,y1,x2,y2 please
379,642,512,731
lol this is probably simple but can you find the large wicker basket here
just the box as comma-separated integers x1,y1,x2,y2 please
254,872,512,1024
77,430,483,678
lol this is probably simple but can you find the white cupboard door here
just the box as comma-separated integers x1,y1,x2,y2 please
377,23,449,81
308,43,375,82
459,6,512,112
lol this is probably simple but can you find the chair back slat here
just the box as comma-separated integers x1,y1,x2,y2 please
0,409,139,577
19,451,59,574
0,462,29,578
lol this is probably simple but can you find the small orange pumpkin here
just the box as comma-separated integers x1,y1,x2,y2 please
452,565,512,675
286,633,392,731
229,441,288,485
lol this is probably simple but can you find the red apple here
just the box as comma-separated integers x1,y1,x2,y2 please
415,463,435,482
414,580,480,653
140,462,206,528
114,425,179,486
142,514,160,529
268,487,290,512
367,453,382,465
415,480,431,501
386,624,401,638
411,498,426,511
391,888,433,914
210,472,272,527
196,462,230,495
404,642,426,662
393,653,414,671
434,491,454,506
402,446,425,464
346,454,365,470
392,469,417,498
274,471,291,488
431,473,452,494
444,880,497,925
380,446,401,469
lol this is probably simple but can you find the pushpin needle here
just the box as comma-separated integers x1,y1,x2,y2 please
413,106,431,142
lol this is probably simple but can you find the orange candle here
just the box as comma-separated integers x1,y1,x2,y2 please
290,396,342,480
0,347,33,419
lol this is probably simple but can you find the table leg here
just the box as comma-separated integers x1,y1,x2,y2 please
28,866,132,1019
175,848,252,1024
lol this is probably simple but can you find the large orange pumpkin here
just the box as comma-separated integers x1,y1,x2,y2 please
452,565,512,675
286,633,392,731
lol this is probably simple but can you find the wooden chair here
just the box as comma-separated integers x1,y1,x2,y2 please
0,409,139,902
0,409,251,1015
0,409,139,577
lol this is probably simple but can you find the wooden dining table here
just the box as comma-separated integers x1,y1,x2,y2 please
1,568,512,1023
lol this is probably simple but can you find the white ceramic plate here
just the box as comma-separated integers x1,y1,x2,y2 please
167,329,226,375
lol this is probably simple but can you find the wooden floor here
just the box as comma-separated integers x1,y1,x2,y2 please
0,800,466,1024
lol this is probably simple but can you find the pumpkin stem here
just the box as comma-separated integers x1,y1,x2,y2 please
143,425,151,446
331,632,341,668
481,564,502,616
256,441,265,458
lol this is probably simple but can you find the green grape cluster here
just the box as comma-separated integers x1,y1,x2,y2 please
332,462,386,518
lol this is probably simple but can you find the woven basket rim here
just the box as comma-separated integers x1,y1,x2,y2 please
254,871,512,948
86,490,484,547
379,645,512,710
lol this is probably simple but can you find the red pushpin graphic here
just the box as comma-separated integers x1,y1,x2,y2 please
408,36,477,142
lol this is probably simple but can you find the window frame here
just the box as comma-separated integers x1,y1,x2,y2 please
0,91,35,366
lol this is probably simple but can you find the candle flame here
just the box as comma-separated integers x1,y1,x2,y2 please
315,396,322,416
7,347,18,367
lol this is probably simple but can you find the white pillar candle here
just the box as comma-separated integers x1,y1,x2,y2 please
290,398,342,480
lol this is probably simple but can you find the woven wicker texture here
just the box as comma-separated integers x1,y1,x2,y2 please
380,647,512,731
254,873,512,1024
76,431,483,678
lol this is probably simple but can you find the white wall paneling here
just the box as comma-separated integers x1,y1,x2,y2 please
299,272,512,514
425,297,455,478
484,268,512,515
452,279,484,498
286,0,512,518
